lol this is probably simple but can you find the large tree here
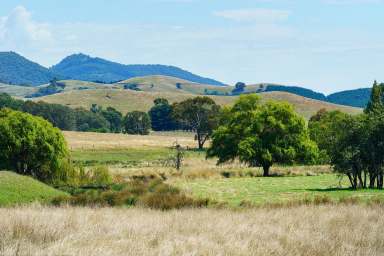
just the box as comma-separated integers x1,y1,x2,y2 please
101,107,123,133
207,95,318,176
308,109,350,164
0,108,70,183
172,96,220,149
123,111,151,135
149,98,176,131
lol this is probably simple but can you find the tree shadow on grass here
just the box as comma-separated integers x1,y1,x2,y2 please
307,187,353,192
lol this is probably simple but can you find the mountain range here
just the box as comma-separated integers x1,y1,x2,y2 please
0,51,372,108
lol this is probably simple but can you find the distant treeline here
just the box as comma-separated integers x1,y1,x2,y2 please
0,93,199,135
0,93,112,133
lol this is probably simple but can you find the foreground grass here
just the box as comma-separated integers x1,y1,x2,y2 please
0,205,382,255
175,174,384,207
0,171,67,206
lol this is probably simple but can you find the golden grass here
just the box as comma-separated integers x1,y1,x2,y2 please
0,204,383,255
37,88,361,118
64,131,196,150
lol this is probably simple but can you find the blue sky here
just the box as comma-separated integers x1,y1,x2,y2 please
0,0,383,93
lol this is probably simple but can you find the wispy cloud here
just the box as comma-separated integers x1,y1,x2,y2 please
213,8,290,23
323,0,383,4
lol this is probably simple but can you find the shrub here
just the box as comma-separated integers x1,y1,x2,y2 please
52,179,209,210
88,166,112,186
0,108,70,184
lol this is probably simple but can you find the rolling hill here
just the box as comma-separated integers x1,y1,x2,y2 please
0,52,60,86
51,53,225,86
35,87,362,119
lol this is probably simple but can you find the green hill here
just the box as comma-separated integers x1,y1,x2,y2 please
0,52,60,86
327,88,371,108
0,171,67,206
51,53,225,85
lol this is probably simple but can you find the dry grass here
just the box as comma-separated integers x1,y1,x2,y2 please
0,204,383,255
64,131,196,150
38,88,361,118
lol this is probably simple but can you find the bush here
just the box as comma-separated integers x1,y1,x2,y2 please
0,108,70,184
52,179,209,210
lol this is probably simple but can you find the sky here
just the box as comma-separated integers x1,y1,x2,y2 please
0,1,383,94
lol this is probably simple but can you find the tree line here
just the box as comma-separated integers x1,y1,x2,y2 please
309,81,384,189
0,93,221,149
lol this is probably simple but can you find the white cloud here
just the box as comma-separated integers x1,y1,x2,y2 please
0,6,53,47
213,8,290,23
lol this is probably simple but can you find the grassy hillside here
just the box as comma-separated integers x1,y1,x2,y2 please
37,88,361,119
0,83,38,98
0,171,67,206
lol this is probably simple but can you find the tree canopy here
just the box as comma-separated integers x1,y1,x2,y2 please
207,95,318,176
308,109,350,164
0,108,70,183
149,98,176,131
123,111,151,135
172,96,220,149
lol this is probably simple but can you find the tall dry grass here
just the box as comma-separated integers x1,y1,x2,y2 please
64,131,196,150
0,204,383,256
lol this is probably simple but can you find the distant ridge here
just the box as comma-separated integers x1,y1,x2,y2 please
0,52,60,86
327,88,371,108
50,53,225,86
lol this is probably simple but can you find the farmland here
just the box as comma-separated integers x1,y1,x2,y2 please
61,131,384,207
2,130,384,256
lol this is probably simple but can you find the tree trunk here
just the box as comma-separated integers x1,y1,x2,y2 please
378,174,383,189
196,132,204,150
357,173,364,189
263,165,270,177
364,172,367,189
347,173,356,189
369,174,377,189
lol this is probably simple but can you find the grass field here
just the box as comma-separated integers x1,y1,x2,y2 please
175,174,384,207
1,205,383,255
0,171,67,206
64,131,196,150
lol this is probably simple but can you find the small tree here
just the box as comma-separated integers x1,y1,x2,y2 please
232,82,246,94
207,95,318,176
365,81,384,114
173,141,185,171
172,96,220,149
123,111,151,135
0,108,70,183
